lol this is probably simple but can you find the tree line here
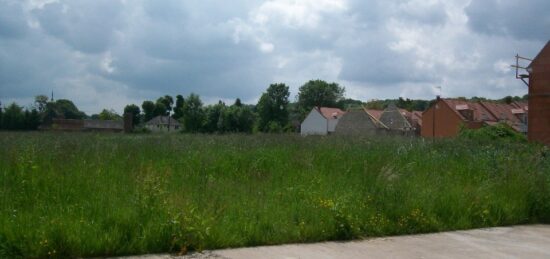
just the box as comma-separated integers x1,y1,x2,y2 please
0,80,528,132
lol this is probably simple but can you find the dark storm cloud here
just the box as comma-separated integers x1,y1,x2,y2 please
0,1,28,38
33,0,124,53
0,0,545,113
465,0,550,41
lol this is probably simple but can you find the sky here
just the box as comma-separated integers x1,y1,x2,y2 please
0,0,548,114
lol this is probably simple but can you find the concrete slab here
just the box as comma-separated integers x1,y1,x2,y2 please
120,225,550,259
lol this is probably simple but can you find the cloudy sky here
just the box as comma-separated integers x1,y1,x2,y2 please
0,0,548,114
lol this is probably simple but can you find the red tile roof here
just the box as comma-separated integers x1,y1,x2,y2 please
411,111,422,127
319,107,345,120
441,99,496,121
365,109,383,120
440,99,528,133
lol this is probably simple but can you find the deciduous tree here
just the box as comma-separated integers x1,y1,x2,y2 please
257,83,290,132
141,101,155,122
297,80,345,117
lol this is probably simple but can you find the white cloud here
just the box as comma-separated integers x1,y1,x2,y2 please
1,0,545,114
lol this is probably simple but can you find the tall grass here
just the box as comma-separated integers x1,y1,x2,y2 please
0,132,549,258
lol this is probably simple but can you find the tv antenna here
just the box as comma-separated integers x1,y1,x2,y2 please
511,54,533,87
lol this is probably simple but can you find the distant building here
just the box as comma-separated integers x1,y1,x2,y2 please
421,97,528,138
366,105,421,134
334,107,388,135
525,41,550,146
42,119,123,132
300,107,345,135
378,104,413,131
145,116,180,132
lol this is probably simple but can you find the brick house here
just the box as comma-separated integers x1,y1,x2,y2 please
421,97,528,138
526,41,550,146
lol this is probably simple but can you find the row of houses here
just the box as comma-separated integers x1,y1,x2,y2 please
301,100,529,138
41,115,181,133
300,104,418,136
301,40,550,146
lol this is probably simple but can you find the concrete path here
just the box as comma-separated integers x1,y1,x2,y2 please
122,225,550,259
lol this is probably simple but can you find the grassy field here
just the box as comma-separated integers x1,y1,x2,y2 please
1,132,549,258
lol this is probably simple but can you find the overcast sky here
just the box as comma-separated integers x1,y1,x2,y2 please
0,0,548,114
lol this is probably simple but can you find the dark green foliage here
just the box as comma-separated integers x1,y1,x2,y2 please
98,109,122,121
39,99,86,123
2,103,25,130
124,104,141,125
141,101,156,122
459,123,527,142
155,96,174,116
222,104,255,133
173,95,185,120
0,133,548,258
0,102,3,129
34,95,49,113
365,98,431,111
297,80,345,117
337,98,363,110
204,101,226,133
23,109,41,130
257,83,290,132
154,102,167,117
182,93,205,133
0,103,40,130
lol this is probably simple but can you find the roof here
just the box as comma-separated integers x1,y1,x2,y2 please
83,119,123,129
436,98,528,133
379,104,412,130
479,102,521,124
365,109,383,120
319,107,345,120
528,40,550,70
411,111,422,127
145,116,181,126
441,99,496,121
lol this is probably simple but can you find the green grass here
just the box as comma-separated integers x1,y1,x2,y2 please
0,132,549,258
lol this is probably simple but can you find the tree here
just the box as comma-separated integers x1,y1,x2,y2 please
98,109,121,121
257,83,290,132
155,95,173,116
50,99,86,119
234,98,242,107
223,104,255,133
34,95,49,112
141,101,155,122
124,104,141,125
2,103,25,130
153,102,167,117
182,93,205,132
173,95,185,120
204,101,226,133
0,101,3,129
24,109,41,130
297,80,345,117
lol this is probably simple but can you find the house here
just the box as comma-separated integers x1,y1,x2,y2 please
421,97,528,138
525,41,550,146
378,104,413,131
366,105,422,134
43,118,124,132
300,107,345,135
334,107,388,135
83,120,124,132
145,116,181,132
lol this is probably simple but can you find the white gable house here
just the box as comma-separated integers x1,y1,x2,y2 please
300,107,345,136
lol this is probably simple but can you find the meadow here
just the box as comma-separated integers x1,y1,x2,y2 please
1,132,549,258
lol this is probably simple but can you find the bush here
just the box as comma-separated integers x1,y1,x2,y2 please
459,123,527,142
